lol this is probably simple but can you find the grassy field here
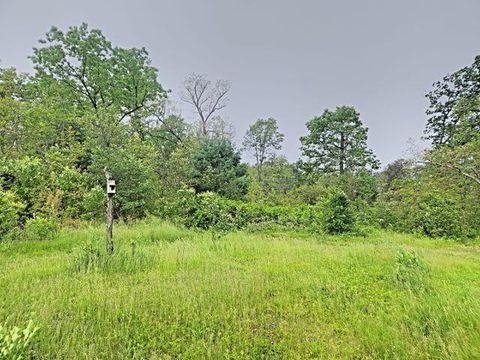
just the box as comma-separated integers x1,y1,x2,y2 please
1,219,479,359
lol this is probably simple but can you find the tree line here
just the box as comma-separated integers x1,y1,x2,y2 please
0,23,479,240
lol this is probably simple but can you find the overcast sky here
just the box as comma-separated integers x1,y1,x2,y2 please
1,0,479,166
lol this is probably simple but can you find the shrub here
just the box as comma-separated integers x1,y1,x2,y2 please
194,192,235,232
0,190,25,239
0,319,39,359
82,186,105,221
170,190,235,231
3,157,47,217
24,217,59,241
168,189,322,232
54,166,89,218
323,191,354,234
415,193,462,238
375,173,477,239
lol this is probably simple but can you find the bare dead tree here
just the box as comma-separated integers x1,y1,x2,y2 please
181,73,231,136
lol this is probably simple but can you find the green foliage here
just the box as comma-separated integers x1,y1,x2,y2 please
246,156,297,205
416,193,463,238
375,189,466,239
24,217,59,241
2,155,89,220
190,138,249,199
3,157,48,216
192,192,235,232
242,118,284,183
169,188,321,232
87,142,160,220
395,249,429,291
300,106,379,175
426,134,480,187
31,23,166,124
82,186,105,221
0,191,25,239
376,146,480,239
323,190,354,234
0,319,38,360
381,158,411,191
1,23,479,245
168,190,235,231
425,55,479,147
0,23,179,223
347,171,379,203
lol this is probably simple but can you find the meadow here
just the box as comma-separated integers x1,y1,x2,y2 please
1,219,479,359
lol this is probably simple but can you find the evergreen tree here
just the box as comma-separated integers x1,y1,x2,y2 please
300,106,379,175
190,138,249,199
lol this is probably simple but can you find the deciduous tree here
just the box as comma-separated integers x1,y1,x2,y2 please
30,23,167,148
242,118,284,182
425,55,480,147
181,73,230,137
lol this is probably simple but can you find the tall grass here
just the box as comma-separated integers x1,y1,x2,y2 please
0,220,479,358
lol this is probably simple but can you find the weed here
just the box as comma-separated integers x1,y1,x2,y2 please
0,319,39,359
395,249,429,291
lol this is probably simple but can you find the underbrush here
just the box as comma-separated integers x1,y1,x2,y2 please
161,189,480,242
162,189,371,236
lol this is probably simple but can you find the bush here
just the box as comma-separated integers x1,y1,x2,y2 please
24,217,59,241
0,190,25,239
82,186,105,221
167,188,322,232
194,192,236,231
0,319,39,359
377,190,468,238
415,193,462,238
323,191,354,234
169,190,235,231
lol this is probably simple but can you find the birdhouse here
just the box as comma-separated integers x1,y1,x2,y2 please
107,179,116,195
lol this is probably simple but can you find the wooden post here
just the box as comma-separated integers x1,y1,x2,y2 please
106,193,114,254
104,168,116,254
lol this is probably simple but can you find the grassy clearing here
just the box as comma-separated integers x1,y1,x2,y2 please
0,219,479,359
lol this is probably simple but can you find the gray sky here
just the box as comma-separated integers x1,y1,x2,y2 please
1,0,479,166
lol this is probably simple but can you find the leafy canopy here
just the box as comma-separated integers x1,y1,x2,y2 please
30,23,166,129
425,55,480,147
242,118,284,181
300,106,379,175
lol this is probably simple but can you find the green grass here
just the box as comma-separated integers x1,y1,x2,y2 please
1,219,479,359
